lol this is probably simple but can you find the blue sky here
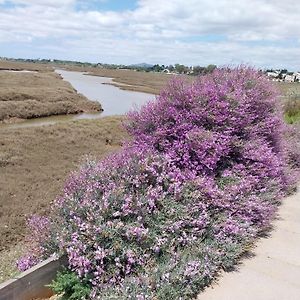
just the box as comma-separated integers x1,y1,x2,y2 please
75,0,137,12
0,0,138,10
0,1,18,8
0,0,299,70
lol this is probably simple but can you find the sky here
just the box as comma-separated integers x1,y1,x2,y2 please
0,0,299,70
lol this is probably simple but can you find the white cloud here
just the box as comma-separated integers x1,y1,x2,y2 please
0,0,299,69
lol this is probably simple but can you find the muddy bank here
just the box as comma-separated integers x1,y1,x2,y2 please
0,69,102,122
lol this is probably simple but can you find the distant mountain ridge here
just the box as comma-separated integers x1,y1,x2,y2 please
129,63,153,68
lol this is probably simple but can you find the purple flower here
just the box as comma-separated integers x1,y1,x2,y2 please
18,66,299,298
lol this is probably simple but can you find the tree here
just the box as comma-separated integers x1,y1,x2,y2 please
174,63,187,74
205,64,217,74
193,65,206,75
168,64,175,72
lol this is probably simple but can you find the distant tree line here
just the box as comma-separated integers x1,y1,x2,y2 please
134,63,217,75
1,57,217,75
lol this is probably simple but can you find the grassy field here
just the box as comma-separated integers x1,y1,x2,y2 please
0,117,126,250
0,61,101,122
0,60,52,72
284,95,300,124
277,83,300,124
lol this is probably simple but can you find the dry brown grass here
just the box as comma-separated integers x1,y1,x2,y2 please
87,69,183,94
0,116,127,253
0,243,25,283
277,82,300,97
0,60,52,72
0,68,101,122
276,82,300,124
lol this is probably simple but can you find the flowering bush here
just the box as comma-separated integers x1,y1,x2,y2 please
18,67,299,299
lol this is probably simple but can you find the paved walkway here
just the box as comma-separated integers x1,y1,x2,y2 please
197,188,300,300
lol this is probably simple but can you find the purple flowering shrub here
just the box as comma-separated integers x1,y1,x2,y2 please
18,67,299,299
17,215,58,271
126,67,290,186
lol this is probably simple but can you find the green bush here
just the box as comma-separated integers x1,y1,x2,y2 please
49,269,91,300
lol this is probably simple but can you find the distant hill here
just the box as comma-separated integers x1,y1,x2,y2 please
129,63,153,68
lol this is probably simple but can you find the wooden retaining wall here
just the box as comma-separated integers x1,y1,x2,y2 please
0,256,67,300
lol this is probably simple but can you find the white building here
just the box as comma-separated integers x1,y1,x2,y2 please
285,74,295,82
161,68,171,74
267,71,279,78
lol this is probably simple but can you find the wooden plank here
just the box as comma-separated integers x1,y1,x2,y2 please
0,256,67,300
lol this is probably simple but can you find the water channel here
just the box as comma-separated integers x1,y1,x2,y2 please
1,69,155,129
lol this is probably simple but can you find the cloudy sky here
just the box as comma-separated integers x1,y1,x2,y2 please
0,0,299,69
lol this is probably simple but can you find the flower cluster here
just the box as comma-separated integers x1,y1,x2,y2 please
18,66,299,299
17,215,57,271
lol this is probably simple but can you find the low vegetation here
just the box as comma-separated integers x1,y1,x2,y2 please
284,95,300,124
277,82,300,124
0,59,52,72
49,269,92,300
18,67,299,299
0,64,101,122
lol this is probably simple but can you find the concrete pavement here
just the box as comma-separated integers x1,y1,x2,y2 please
197,188,300,300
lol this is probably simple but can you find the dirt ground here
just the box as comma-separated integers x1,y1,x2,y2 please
0,62,101,122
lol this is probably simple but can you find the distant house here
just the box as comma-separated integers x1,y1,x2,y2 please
266,71,280,81
267,71,279,78
265,69,300,83
161,68,171,74
161,68,177,75
285,74,295,82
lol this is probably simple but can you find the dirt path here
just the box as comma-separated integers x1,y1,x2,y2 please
197,187,300,300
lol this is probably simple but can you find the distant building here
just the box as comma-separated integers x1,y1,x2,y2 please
265,69,300,83
267,71,279,79
161,68,178,75
161,68,171,74
285,74,295,82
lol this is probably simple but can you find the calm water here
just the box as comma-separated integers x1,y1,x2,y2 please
1,70,38,73
1,70,155,129
57,70,154,116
